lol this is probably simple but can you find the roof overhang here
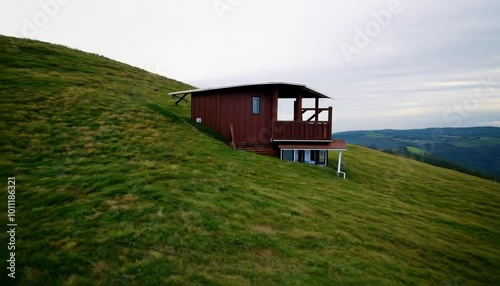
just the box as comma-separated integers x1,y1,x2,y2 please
278,139,347,151
168,82,332,99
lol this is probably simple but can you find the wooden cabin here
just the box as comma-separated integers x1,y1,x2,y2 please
170,82,347,177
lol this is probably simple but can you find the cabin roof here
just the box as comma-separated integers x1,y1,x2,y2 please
278,140,347,151
168,82,332,99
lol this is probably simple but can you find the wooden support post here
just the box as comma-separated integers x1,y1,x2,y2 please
229,124,236,150
272,88,278,140
216,93,220,132
296,93,303,122
293,101,298,121
315,97,319,122
305,109,325,122
328,106,333,133
272,88,278,123
172,93,189,105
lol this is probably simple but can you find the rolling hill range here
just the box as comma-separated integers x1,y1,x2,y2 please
1,35,499,285
335,128,500,181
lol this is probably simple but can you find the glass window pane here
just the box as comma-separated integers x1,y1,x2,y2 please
311,150,318,161
318,150,326,164
252,97,260,114
282,150,294,161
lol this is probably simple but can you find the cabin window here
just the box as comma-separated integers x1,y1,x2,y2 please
282,149,328,165
319,150,326,164
310,150,327,165
282,150,294,161
298,150,305,162
252,97,260,114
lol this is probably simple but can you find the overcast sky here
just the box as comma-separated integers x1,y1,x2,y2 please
1,0,499,132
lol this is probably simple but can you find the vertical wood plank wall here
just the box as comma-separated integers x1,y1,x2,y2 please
191,85,333,145
192,88,273,145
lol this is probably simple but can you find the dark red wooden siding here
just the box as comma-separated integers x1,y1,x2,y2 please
191,88,274,145
191,92,218,132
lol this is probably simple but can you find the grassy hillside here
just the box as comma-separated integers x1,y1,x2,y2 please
1,35,499,285
336,128,500,181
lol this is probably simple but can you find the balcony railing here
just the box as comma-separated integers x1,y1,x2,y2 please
272,121,332,141
272,106,333,141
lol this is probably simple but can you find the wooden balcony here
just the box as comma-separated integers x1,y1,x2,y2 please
272,106,332,141
272,121,332,141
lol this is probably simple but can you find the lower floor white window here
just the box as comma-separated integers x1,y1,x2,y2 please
281,149,327,166
282,150,294,161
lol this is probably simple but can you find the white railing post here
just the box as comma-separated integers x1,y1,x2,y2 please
337,152,342,173
337,151,346,179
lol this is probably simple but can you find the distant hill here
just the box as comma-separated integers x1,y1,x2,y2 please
1,35,499,285
335,127,500,180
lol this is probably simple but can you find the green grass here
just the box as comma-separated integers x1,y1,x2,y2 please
406,146,429,156
1,35,499,285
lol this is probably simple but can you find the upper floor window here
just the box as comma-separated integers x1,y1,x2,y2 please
252,96,260,114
